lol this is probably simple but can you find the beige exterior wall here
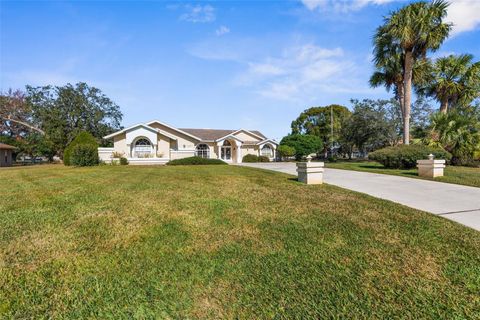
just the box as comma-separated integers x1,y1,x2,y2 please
170,151,196,160
241,145,259,157
233,131,262,142
113,133,127,156
148,122,198,151
157,134,171,158
0,149,13,167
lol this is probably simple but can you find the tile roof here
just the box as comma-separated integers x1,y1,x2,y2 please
0,143,16,150
179,128,266,141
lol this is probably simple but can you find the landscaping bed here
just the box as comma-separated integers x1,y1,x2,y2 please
1,165,479,318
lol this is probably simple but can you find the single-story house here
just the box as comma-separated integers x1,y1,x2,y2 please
0,143,16,167
99,120,278,165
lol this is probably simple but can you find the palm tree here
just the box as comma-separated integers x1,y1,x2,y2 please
426,111,480,164
417,54,480,113
374,0,451,144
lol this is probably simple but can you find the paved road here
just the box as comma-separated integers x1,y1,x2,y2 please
237,162,480,231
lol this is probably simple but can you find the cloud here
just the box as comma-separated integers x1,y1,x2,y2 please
446,0,480,36
215,25,230,36
234,44,372,101
180,4,215,23
300,0,395,13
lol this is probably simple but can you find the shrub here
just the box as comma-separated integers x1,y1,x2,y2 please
258,155,270,162
277,145,296,160
279,134,323,161
167,156,226,166
71,144,99,166
368,145,451,169
64,132,98,166
242,154,270,162
119,157,129,165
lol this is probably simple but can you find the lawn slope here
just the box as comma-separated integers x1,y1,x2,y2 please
1,165,479,318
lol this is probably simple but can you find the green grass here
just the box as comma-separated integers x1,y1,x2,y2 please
1,165,479,319
326,160,480,188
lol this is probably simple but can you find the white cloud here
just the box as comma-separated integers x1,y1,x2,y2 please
180,5,215,23
215,25,230,36
235,44,368,101
300,0,395,13
446,0,480,36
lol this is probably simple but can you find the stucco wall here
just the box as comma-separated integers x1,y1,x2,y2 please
0,149,13,167
113,133,127,156
170,150,195,160
157,134,170,158
234,131,262,142
241,145,259,157
148,122,198,150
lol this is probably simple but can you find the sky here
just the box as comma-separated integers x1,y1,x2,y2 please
1,0,480,140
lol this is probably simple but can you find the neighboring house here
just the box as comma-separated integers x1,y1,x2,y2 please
99,120,278,165
0,143,15,167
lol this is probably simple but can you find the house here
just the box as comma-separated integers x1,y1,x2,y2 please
0,143,16,167
99,120,278,165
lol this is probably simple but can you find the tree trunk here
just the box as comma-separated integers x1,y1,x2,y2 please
397,82,405,119
440,99,448,113
403,50,413,145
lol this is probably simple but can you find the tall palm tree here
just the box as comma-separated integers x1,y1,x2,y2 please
374,0,451,144
417,54,480,113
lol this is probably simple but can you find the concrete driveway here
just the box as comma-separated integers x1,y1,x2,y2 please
237,162,480,231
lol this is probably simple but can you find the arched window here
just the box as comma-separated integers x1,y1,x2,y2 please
223,140,231,146
134,138,152,158
261,145,273,157
196,144,210,158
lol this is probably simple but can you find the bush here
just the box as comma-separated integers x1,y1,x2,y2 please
167,156,227,166
64,132,98,166
242,154,270,162
277,145,296,160
279,134,323,161
71,144,99,166
368,145,451,169
119,157,129,165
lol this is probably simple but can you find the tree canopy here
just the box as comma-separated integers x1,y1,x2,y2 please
26,82,123,156
291,104,350,154
279,134,323,160
373,0,451,144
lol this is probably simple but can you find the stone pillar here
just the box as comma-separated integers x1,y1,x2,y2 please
417,154,446,178
296,156,324,185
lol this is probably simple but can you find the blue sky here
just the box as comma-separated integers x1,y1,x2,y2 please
1,0,479,139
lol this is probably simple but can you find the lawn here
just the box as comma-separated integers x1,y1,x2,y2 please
1,165,479,319
326,160,480,188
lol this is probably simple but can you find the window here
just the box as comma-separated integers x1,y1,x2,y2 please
261,145,273,158
134,138,152,157
223,140,231,146
195,144,210,158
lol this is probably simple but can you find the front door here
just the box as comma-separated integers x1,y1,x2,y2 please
221,146,231,161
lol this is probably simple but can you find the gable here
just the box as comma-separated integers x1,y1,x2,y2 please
147,121,199,144
232,130,263,142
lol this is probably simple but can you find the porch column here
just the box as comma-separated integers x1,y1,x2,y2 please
216,141,222,159
235,140,242,163
127,144,132,158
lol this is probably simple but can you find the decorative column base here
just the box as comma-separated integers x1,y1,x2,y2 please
417,157,446,178
296,156,324,185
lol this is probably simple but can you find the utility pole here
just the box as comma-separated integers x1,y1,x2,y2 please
330,105,334,156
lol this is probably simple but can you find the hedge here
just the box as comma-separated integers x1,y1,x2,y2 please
368,145,451,169
64,132,99,166
71,144,99,166
167,156,227,166
242,154,270,163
